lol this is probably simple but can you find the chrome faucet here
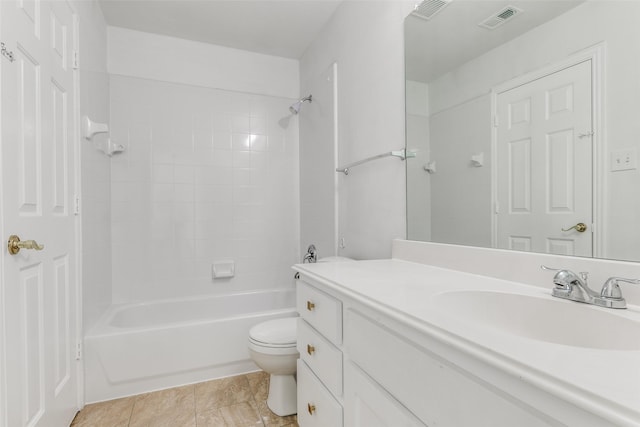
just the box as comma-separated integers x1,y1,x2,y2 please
541,265,639,309
303,244,317,263
599,277,640,309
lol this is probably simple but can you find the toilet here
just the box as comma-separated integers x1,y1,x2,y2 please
248,317,299,416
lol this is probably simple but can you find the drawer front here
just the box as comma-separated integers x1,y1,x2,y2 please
296,280,342,345
345,309,557,427
297,319,343,397
297,360,343,427
344,361,426,427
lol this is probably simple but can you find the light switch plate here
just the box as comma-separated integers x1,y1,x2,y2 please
611,149,637,172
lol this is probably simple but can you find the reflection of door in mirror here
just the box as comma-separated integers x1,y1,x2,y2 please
495,60,592,257
405,1,640,262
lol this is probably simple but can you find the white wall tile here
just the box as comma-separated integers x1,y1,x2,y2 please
173,165,195,184
193,128,213,152
250,135,268,151
213,132,232,150
250,117,267,135
231,116,251,134
232,133,251,151
251,151,269,170
110,75,299,302
212,149,233,167
172,202,195,222
233,168,251,185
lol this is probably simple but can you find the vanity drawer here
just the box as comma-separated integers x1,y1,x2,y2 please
297,359,343,427
297,280,342,345
297,319,343,397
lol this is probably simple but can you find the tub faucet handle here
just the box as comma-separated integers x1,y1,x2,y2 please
303,244,317,263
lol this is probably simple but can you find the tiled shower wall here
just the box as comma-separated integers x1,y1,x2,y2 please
109,75,300,303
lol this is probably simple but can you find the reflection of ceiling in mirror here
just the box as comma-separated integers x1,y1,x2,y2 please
405,0,584,83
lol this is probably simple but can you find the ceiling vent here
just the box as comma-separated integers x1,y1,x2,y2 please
478,6,522,29
411,0,452,20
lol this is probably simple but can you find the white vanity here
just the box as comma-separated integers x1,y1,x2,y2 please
293,241,640,427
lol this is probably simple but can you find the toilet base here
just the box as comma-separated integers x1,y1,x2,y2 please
266,374,297,416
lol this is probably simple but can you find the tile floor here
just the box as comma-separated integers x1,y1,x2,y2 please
71,371,298,427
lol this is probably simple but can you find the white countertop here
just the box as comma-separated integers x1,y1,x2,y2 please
293,259,640,426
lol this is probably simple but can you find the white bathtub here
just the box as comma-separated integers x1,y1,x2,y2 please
84,289,297,403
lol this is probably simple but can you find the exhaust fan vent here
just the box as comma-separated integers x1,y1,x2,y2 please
411,0,452,20
479,6,522,29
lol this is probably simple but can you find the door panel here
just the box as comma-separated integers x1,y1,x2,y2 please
496,60,593,257
21,263,45,426
1,1,79,426
51,81,68,215
508,137,531,213
53,255,71,396
17,45,43,214
547,129,574,212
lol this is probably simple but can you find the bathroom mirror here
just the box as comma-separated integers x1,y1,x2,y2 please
405,0,640,262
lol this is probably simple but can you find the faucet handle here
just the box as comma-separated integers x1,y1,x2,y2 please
303,244,317,263
601,277,640,299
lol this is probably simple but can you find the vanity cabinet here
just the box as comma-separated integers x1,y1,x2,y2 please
344,308,554,427
343,361,426,427
296,271,622,427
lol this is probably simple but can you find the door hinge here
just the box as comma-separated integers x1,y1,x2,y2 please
74,195,80,215
493,114,499,127
494,201,500,214
76,342,82,361
578,131,594,139
1,42,15,62
72,50,79,69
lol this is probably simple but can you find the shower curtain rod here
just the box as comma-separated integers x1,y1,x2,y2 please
336,149,415,175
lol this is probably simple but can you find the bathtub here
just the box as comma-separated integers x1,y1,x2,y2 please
84,289,297,403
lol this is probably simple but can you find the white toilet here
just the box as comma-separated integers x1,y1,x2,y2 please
248,317,299,416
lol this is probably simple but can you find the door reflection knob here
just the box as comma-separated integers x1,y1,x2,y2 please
7,235,44,255
561,223,587,233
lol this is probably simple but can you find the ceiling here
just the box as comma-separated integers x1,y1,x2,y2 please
405,0,585,83
98,0,343,59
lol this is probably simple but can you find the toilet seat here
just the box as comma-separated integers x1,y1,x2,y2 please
249,317,297,346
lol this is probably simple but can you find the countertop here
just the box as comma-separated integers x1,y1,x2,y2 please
293,259,640,426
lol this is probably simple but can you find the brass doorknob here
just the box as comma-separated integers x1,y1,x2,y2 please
561,223,587,233
306,301,315,311
307,344,315,355
307,403,316,415
8,235,44,255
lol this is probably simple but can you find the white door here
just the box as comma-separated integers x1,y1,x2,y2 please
495,60,593,257
1,1,80,426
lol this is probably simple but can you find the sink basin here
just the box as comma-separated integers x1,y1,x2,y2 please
432,290,640,351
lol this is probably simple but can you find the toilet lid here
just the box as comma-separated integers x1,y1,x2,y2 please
249,317,297,346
